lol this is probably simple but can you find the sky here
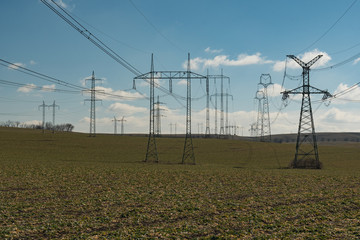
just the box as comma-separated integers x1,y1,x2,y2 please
1,0,360,135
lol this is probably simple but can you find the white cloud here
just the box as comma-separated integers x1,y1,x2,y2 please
318,107,360,124
8,62,25,70
332,83,360,103
177,79,187,86
273,49,331,72
92,86,145,101
184,53,273,71
54,0,75,11
17,83,36,93
108,102,147,115
23,120,41,126
353,57,360,65
41,84,56,92
30,60,36,65
258,83,285,98
205,47,223,54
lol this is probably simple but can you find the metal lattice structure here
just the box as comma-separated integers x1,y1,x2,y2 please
282,55,332,169
255,74,273,142
205,70,210,136
134,54,206,164
145,54,158,162
208,72,230,136
38,101,49,134
84,71,102,137
182,53,195,164
48,100,60,133
155,95,165,136
112,116,121,135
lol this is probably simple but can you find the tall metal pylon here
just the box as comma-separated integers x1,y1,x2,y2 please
282,55,332,169
182,53,195,164
112,116,121,135
155,95,165,136
209,71,230,136
205,70,210,136
220,69,225,135
133,53,206,163
38,101,49,134
255,90,266,140
225,89,233,136
255,74,273,142
85,71,102,137
48,100,60,133
119,116,126,135
145,54,159,163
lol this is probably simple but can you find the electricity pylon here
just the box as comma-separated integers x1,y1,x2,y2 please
119,116,126,135
133,53,206,164
84,71,102,137
255,74,273,142
145,54,158,162
48,100,60,133
182,53,195,164
112,116,121,135
205,70,210,136
38,101,49,134
155,95,165,136
255,90,265,140
208,71,230,136
282,55,332,169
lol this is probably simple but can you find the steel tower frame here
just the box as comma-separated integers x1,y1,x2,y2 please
145,54,159,162
133,54,206,164
85,71,102,137
282,55,332,169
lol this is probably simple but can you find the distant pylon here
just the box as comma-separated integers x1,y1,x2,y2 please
255,90,266,141
38,101,49,134
282,55,332,169
255,74,273,142
85,71,102,137
119,116,126,135
112,116,121,135
48,100,60,133
145,54,159,163
182,53,195,164
220,69,224,135
205,70,210,136
155,95,165,136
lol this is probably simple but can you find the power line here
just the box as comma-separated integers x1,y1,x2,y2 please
297,0,358,54
41,0,142,76
128,0,184,52
0,59,85,91
0,78,79,94
1,59,146,100
41,0,192,103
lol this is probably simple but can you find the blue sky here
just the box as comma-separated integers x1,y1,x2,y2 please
1,0,360,135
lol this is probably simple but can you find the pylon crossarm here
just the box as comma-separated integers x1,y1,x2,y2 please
287,55,323,68
134,71,206,80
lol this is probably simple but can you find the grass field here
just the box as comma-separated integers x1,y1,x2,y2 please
0,127,359,239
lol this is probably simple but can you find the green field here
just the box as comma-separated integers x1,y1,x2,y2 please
0,127,359,239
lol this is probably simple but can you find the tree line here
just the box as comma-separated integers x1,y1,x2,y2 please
0,120,74,132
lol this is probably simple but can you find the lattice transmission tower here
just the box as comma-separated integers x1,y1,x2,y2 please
182,53,195,164
112,116,123,135
134,53,206,164
282,55,332,169
145,54,158,162
38,101,49,134
84,71,102,137
48,100,60,133
255,74,273,142
155,95,165,136
208,71,230,136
